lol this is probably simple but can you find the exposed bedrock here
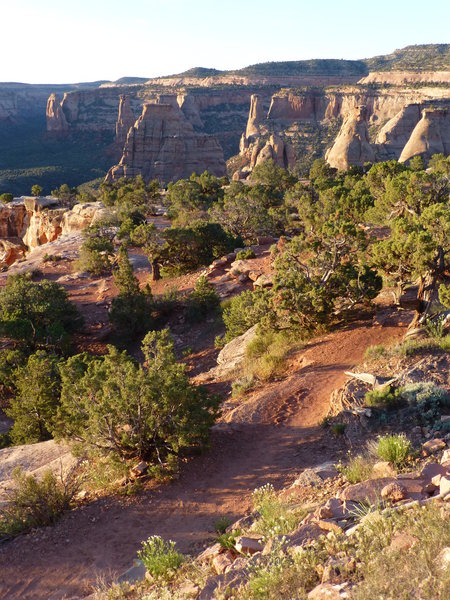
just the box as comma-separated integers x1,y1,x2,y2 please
399,108,450,163
325,105,375,170
375,104,422,156
106,102,226,184
115,95,136,147
46,93,69,133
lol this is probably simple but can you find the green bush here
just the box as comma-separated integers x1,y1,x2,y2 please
186,276,220,321
6,351,61,444
0,467,78,537
213,516,232,534
236,248,256,260
337,454,373,483
364,386,401,408
252,484,300,538
56,330,220,463
109,246,153,337
364,344,387,361
137,535,184,580
0,274,81,351
376,434,411,469
401,381,449,427
76,227,115,276
222,289,271,343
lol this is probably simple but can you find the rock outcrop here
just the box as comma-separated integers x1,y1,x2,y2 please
325,106,375,170
46,93,69,133
246,94,265,139
375,104,422,157
115,95,135,148
399,108,450,163
106,102,226,184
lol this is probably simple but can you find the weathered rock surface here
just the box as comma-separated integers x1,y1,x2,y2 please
326,105,375,170
376,103,422,156
115,95,135,148
46,93,69,133
246,94,266,139
399,108,450,163
106,101,226,184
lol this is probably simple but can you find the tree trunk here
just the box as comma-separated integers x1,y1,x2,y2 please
152,260,161,281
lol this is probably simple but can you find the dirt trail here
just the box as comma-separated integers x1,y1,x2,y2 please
0,319,404,599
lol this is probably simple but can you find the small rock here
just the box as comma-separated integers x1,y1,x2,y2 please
213,551,234,574
117,560,147,584
372,461,396,478
421,462,446,482
288,522,323,547
308,583,348,599
131,461,148,477
340,477,395,504
381,482,408,503
441,449,450,464
177,581,199,597
235,536,264,555
389,532,418,552
197,542,222,563
423,438,446,456
440,476,450,497
317,520,343,534
436,547,450,571
253,274,273,288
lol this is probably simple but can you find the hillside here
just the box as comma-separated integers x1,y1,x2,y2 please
365,43,450,71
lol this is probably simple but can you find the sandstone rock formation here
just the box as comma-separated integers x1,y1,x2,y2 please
106,102,226,184
246,94,265,139
115,95,135,147
46,93,69,133
399,108,450,163
62,202,108,234
325,106,375,170
375,104,422,156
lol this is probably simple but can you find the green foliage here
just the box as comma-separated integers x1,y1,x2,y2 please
244,330,297,382
363,344,387,361
0,274,80,351
0,193,14,203
76,226,115,276
166,171,225,225
337,454,373,483
252,483,300,538
186,276,220,321
222,289,271,343
331,422,346,435
137,535,184,580
401,381,449,428
109,246,153,337
56,330,220,463
236,248,256,260
31,184,42,197
6,351,61,444
438,284,450,308
376,434,411,469
217,529,241,550
364,386,401,409
213,516,232,534
0,349,24,403
0,467,78,537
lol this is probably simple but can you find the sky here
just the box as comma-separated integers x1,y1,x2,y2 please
2,0,449,84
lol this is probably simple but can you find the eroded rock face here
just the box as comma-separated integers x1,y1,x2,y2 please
399,108,450,163
115,95,135,148
106,102,226,184
376,104,422,156
46,93,69,133
246,94,265,139
325,105,375,170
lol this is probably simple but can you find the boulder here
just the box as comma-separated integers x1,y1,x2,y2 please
381,482,408,502
212,551,234,574
308,583,349,599
422,438,446,456
288,522,323,547
235,536,264,555
214,324,258,375
440,476,450,497
340,477,396,504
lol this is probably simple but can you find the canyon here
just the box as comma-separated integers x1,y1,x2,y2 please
0,45,449,191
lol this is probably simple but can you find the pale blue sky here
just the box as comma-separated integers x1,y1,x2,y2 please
2,0,449,83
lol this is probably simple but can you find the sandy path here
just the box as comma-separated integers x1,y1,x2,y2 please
0,320,404,599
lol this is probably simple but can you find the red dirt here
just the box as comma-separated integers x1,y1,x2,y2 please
0,314,406,600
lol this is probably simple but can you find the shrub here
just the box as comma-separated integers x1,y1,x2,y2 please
236,248,256,260
137,535,184,580
244,330,300,383
331,422,346,435
401,381,449,427
109,246,153,337
6,351,61,444
222,289,271,343
217,529,241,550
376,434,411,469
56,330,220,463
76,227,115,276
186,276,220,321
0,274,81,351
364,386,402,408
252,484,300,538
364,344,387,361
0,467,79,537
337,454,373,483
213,516,232,534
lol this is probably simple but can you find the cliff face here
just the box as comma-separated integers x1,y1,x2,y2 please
46,93,69,133
325,105,375,170
375,104,422,157
399,108,450,163
115,95,136,147
106,102,226,184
